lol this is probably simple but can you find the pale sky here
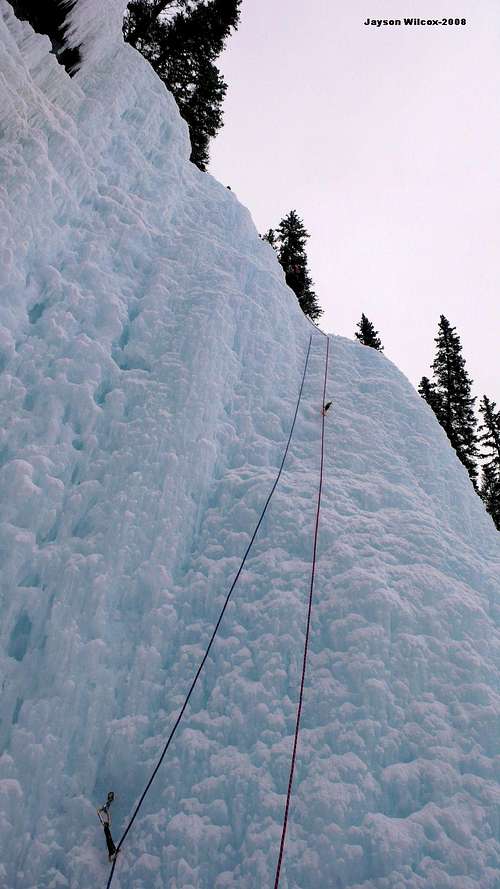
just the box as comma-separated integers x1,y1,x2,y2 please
211,0,500,405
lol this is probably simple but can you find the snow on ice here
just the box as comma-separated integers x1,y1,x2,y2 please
1,2,500,887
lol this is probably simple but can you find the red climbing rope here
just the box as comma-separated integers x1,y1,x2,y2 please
273,335,330,889
105,334,313,889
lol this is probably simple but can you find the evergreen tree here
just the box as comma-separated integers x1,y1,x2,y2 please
262,229,277,249
478,395,500,529
355,313,384,351
123,0,241,170
418,375,445,425
420,315,479,487
272,210,322,322
123,0,187,47
480,465,500,529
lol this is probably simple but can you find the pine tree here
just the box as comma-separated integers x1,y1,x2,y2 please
123,0,187,47
123,0,241,170
418,376,445,425
480,465,500,529
420,315,479,487
355,313,384,351
272,210,322,322
262,229,277,249
478,395,500,528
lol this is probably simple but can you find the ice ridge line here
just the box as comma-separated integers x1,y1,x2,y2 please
105,333,314,888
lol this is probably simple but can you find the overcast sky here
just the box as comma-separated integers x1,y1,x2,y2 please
210,0,500,404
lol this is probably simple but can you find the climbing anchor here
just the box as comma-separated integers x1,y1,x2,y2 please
97,791,119,862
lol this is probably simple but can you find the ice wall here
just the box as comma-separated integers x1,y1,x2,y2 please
1,3,500,888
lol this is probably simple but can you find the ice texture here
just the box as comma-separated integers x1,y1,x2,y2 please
1,2,500,887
